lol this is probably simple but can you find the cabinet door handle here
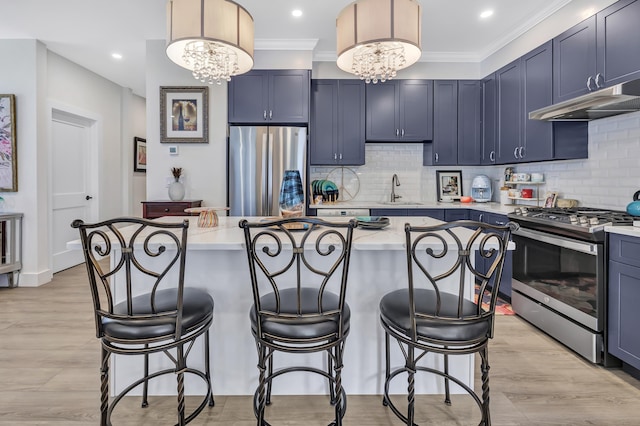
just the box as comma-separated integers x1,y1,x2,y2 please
490,151,495,162
401,129,405,137
269,110,273,119
396,129,399,137
85,195,93,200
595,73,603,88
519,146,524,158
587,76,597,91
479,214,484,222
339,153,343,160
435,153,439,163
164,208,170,212
514,147,519,159
334,153,337,161
263,110,267,120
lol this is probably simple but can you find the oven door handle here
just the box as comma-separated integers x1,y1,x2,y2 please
513,227,598,255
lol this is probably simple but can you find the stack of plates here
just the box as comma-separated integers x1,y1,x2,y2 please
355,216,390,230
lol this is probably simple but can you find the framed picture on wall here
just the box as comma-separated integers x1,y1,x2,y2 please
160,86,208,143
133,137,146,172
544,191,558,208
436,170,463,201
0,94,18,192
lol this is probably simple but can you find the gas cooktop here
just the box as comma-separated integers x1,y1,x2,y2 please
507,206,634,238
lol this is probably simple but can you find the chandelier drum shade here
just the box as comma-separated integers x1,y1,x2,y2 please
166,0,254,84
336,0,422,83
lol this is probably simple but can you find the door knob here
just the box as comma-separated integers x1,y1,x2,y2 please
86,195,93,200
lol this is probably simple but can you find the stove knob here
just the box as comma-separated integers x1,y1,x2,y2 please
589,217,600,225
578,216,588,224
569,214,578,223
521,207,529,214
514,207,522,215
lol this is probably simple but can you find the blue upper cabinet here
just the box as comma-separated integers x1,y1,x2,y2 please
310,80,365,166
457,80,482,166
228,69,310,124
553,0,640,103
366,80,433,142
481,75,497,165
522,41,554,162
427,80,481,166
596,0,640,87
432,80,458,165
552,16,597,104
495,59,522,164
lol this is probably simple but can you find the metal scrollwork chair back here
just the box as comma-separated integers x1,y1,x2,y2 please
239,216,357,426
380,220,517,426
72,217,214,426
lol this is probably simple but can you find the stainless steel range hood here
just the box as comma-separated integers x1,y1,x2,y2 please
529,79,640,121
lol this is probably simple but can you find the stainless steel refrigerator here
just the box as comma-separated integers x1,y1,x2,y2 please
228,126,307,216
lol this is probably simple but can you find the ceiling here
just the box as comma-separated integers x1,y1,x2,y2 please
0,0,605,97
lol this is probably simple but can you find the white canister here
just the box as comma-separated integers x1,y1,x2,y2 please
501,189,510,205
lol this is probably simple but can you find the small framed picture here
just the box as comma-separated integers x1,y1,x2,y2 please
436,170,463,201
160,86,208,143
133,137,146,172
544,191,558,208
0,94,18,192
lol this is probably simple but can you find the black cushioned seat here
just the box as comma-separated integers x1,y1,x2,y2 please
105,288,214,340
250,287,350,340
380,288,489,342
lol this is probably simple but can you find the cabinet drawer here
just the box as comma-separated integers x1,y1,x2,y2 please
142,200,202,219
609,233,640,268
445,209,469,221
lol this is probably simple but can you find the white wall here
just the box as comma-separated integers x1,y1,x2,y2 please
131,95,147,217
0,40,145,286
0,40,50,286
145,40,228,207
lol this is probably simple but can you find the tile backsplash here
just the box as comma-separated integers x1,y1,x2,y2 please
310,110,640,211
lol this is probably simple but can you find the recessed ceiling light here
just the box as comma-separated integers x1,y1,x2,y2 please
111,53,123,60
292,9,302,17
480,10,494,19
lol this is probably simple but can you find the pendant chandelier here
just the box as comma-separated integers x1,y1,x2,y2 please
166,0,254,85
336,0,422,84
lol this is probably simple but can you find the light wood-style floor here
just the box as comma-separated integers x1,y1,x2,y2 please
2,265,640,425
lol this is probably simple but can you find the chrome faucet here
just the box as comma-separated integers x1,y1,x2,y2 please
390,174,401,202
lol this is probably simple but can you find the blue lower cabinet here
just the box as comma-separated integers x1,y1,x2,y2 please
411,209,445,220
370,209,408,216
444,209,469,221
608,233,640,372
470,211,513,300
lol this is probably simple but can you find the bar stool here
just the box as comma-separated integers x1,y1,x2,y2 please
72,217,214,425
379,220,515,426
239,217,356,426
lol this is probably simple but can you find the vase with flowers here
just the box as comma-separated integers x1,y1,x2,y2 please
168,167,185,201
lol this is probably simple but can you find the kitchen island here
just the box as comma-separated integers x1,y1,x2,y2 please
69,215,512,397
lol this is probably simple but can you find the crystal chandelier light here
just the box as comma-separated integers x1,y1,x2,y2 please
166,0,254,85
336,0,422,84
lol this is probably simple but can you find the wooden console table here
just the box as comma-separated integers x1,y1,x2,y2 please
141,200,202,219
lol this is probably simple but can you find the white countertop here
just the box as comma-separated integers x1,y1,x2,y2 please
68,215,515,252
605,225,640,237
311,200,516,215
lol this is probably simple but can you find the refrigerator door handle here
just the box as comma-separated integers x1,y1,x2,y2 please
266,131,273,215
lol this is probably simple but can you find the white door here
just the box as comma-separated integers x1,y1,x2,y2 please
51,110,97,272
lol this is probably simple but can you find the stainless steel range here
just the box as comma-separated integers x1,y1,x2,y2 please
507,206,634,365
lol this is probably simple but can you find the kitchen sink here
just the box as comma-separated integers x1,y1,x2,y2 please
381,201,423,205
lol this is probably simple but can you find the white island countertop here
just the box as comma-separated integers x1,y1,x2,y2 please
605,225,640,237
88,215,514,252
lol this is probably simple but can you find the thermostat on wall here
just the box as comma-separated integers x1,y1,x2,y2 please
168,145,178,155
